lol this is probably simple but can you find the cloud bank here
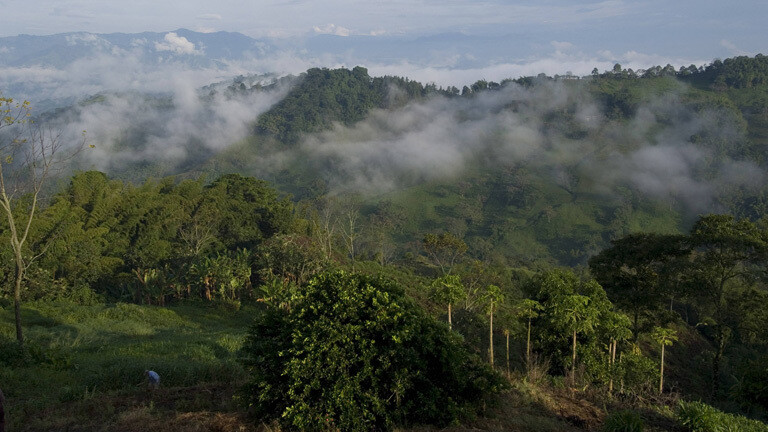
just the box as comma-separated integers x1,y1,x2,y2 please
0,32,757,221
250,80,762,216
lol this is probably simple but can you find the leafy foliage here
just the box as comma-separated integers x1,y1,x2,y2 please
3,171,294,304
240,270,504,431
734,356,768,412
529,269,615,377
677,400,768,432
256,67,439,144
603,410,644,432
589,233,688,338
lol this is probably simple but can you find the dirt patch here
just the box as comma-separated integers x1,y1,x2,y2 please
111,410,258,432
16,380,613,431
548,390,605,430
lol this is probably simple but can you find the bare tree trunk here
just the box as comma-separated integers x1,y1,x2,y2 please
620,352,625,394
505,330,510,378
609,339,617,394
448,302,452,331
339,198,360,271
14,261,23,345
659,343,665,394
489,305,494,367
712,330,725,397
571,329,577,383
526,317,532,371
133,269,146,304
608,339,613,394
4,193,37,347
0,101,82,349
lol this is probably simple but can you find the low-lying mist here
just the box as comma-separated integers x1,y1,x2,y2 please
24,59,764,223
51,78,291,176
249,80,762,217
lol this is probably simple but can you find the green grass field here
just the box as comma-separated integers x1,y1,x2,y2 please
0,300,259,431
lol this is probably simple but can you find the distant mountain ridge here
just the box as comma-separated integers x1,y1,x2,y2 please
0,29,276,68
0,28,537,70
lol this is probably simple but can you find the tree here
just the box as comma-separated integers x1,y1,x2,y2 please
589,233,688,339
422,232,467,275
337,195,361,270
559,293,596,382
205,173,293,251
685,214,766,396
240,271,503,431
533,270,610,382
483,284,504,367
516,298,542,371
34,195,120,292
651,326,678,394
307,195,338,261
431,274,466,331
189,250,252,303
0,96,83,345
366,200,405,266
174,178,218,257
255,234,325,287
118,181,185,303
601,311,632,394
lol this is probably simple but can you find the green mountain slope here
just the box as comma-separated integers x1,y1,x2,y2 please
40,55,768,267
207,58,768,266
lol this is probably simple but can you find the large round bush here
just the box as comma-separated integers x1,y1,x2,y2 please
240,270,503,431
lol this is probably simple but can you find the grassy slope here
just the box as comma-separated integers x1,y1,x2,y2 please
0,301,256,431
0,301,691,432
366,166,683,267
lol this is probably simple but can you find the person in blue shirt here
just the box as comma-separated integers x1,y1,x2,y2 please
145,370,160,390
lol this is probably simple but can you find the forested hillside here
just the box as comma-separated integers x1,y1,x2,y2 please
207,57,768,267
2,55,768,431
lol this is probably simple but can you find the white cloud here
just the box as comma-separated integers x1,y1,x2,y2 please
65,33,110,47
365,49,708,88
68,78,290,173
313,24,351,37
154,32,203,55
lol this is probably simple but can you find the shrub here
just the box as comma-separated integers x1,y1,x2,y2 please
0,336,72,369
603,410,644,432
617,351,658,398
677,401,721,432
677,400,768,432
240,270,504,431
734,356,768,411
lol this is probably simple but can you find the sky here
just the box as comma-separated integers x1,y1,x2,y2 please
2,0,766,61
2,0,767,101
